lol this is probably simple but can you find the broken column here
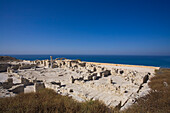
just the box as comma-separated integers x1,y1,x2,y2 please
7,67,11,73
50,56,53,68
108,78,113,84
42,60,46,66
70,76,75,83
45,60,50,68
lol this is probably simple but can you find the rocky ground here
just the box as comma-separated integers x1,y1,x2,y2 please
0,56,159,110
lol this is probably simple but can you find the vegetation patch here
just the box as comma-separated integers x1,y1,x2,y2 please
125,68,170,113
0,89,113,113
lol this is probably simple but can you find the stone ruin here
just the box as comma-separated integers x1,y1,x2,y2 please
34,81,45,92
0,56,158,110
0,77,24,95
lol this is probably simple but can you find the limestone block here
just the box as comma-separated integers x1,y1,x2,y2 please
42,60,46,66
7,78,13,83
92,75,97,80
111,68,117,75
2,78,13,89
68,62,72,67
8,84,24,94
7,67,14,73
21,77,32,86
88,75,93,80
103,70,111,77
34,82,45,92
97,72,102,78
96,67,103,72
84,76,89,81
88,66,96,72
78,62,86,67
51,81,61,86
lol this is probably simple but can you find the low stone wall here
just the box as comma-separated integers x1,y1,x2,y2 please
8,84,24,94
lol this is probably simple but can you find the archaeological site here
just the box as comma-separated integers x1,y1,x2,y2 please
0,56,159,111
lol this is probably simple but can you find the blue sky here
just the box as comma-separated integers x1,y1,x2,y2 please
0,0,170,55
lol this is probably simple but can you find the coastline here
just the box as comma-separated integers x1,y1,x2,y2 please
5,55,170,68
86,61,160,70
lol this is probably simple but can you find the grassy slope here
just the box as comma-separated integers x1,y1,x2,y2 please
125,68,170,113
0,68,169,113
0,89,113,113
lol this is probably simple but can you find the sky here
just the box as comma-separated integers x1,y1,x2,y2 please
0,0,170,55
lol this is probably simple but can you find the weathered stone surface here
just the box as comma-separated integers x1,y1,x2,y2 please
97,72,102,78
0,56,157,110
102,70,111,77
78,62,86,67
21,77,32,86
2,78,13,89
34,82,45,92
8,84,24,94
70,76,75,83
20,64,37,69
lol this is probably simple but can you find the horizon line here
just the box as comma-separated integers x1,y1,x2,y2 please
1,54,170,57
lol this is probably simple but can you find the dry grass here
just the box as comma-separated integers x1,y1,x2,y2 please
0,89,114,113
125,68,170,113
0,68,169,113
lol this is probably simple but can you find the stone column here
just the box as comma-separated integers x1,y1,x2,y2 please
50,56,53,68
7,67,11,73
70,76,75,83
108,77,112,84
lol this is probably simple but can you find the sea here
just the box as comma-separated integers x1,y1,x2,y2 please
4,55,170,68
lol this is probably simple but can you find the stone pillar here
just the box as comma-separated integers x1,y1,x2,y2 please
68,62,72,68
50,56,53,68
108,78,112,84
7,67,11,73
45,60,50,68
70,76,75,83
42,60,46,66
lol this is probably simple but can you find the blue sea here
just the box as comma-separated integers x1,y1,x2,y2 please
4,55,170,68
